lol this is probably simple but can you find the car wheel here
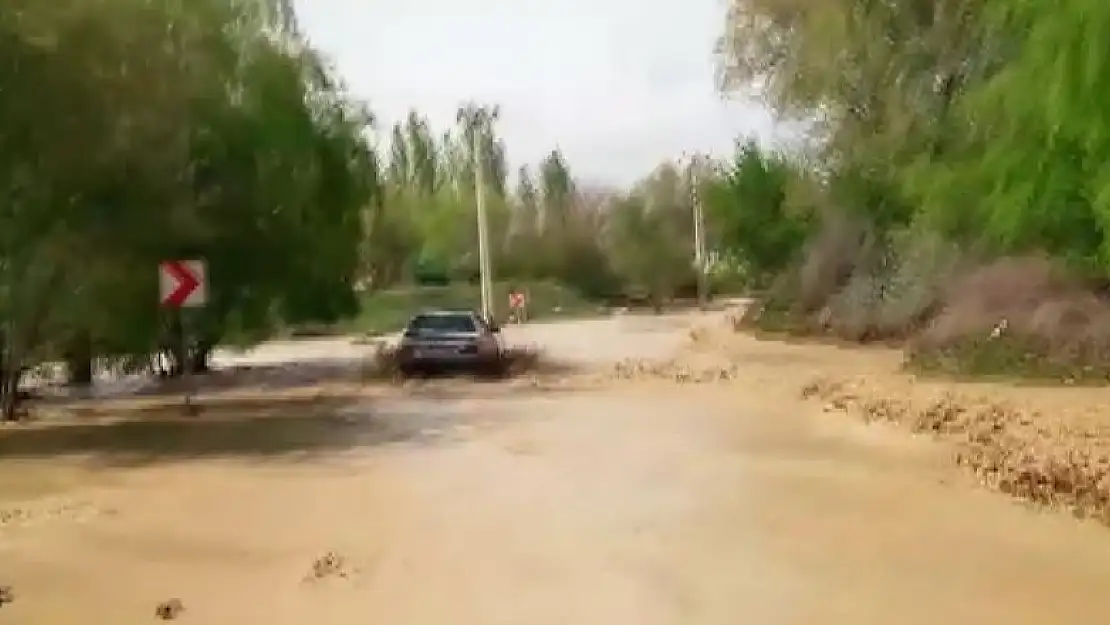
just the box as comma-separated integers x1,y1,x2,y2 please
479,357,507,378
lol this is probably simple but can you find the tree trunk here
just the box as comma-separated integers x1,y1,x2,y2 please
0,368,20,422
65,331,94,386
163,314,186,377
0,329,16,421
190,340,212,374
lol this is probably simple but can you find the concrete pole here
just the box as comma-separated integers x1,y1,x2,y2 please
690,155,708,308
473,129,494,321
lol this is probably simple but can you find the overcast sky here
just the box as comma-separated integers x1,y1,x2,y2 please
291,0,776,185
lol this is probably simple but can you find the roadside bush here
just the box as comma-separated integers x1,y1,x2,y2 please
736,270,799,331
797,210,867,313
825,227,961,341
825,261,886,341
734,210,865,333
747,217,961,343
872,228,962,337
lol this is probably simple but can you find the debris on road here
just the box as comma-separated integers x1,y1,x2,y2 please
604,318,750,384
305,551,353,582
0,499,109,531
610,356,739,383
0,585,13,607
155,598,184,619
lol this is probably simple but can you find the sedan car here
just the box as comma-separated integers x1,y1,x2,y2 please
396,309,504,376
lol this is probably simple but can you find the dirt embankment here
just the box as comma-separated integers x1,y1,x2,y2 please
800,373,1110,524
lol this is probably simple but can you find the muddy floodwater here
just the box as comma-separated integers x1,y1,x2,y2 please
4,315,1110,624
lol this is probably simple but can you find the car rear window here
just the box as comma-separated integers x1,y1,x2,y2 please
407,313,477,333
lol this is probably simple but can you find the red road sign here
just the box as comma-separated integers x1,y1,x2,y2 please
159,260,206,308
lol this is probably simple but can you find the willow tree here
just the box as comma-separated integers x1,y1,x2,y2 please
716,0,996,230
904,0,1110,273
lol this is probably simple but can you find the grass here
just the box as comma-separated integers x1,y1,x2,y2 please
904,336,1110,385
344,280,599,336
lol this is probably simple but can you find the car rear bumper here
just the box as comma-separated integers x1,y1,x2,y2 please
398,349,501,372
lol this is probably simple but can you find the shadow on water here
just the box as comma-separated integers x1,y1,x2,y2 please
5,347,591,468
45,351,582,402
0,394,451,467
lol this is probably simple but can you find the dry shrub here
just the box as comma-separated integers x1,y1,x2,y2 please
610,350,740,384
909,256,1110,380
744,203,960,343
748,221,957,344
733,209,869,334
822,228,961,342
872,228,961,336
825,256,885,340
798,210,866,312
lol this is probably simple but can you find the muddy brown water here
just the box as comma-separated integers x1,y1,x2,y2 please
3,315,1110,624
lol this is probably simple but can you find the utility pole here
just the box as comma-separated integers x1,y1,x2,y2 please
689,154,709,309
472,129,494,321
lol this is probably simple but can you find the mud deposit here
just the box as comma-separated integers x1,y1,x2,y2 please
4,316,1110,624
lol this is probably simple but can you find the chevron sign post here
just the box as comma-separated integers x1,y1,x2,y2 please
159,260,206,308
158,259,206,413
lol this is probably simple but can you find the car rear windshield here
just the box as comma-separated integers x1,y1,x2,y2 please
407,313,477,333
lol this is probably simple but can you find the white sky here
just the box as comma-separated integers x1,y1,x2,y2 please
292,0,776,185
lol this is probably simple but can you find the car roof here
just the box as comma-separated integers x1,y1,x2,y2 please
413,308,477,317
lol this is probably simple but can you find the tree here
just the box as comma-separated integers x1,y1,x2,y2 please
456,102,508,197
538,149,574,234
702,141,813,286
0,0,379,417
606,164,696,309
715,0,997,232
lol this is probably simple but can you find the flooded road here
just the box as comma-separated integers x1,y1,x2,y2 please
4,315,1110,623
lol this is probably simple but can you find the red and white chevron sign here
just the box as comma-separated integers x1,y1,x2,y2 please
159,260,206,308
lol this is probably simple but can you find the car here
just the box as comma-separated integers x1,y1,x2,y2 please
396,309,504,376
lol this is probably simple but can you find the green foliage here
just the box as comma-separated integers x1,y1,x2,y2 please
604,164,698,305
898,0,1110,275
0,0,379,414
716,0,1110,275
702,141,813,287
713,0,1110,377
350,282,596,335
